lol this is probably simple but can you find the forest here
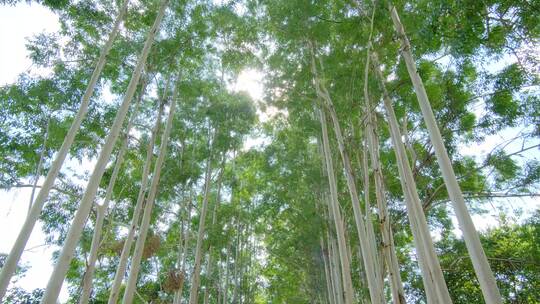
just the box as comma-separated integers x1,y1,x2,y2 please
0,0,539,303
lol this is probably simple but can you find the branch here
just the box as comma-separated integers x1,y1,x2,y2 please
1,183,79,198
463,192,540,199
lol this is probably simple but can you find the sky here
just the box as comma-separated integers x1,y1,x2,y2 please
0,1,538,303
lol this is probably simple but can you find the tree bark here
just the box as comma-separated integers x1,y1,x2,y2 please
362,42,407,303
371,50,451,304
222,242,231,304
321,237,335,304
188,154,214,304
121,76,178,304
40,1,167,302
310,48,384,304
28,117,50,214
318,108,355,304
173,188,194,304
203,164,224,304
108,94,165,304
0,1,129,300
329,236,344,304
78,93,142,304
388,4,502,304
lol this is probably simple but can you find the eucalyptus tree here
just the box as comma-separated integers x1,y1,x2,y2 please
40,1,169,301
122,74,178,304
187,87,257,304
106,90,165,304
318,108,355,304
0,1,129,299
77,88,142,304
388,4,502,303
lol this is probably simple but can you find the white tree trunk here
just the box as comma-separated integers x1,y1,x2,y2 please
173,188,194,304
0,1,129,300
121,77,178,304
362,43,407,303
40,1,167,302
329,236,344,304
203,166,224,304
371,50,451,304
78,97,141,304
188,155,214,304
318,109,355,304
321,237,335,304
222,242,231,304
310,49,384,304
388,5,502,304
28,118,50,214
108,96,164,304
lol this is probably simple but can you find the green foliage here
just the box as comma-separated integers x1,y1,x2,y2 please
439,211,540,303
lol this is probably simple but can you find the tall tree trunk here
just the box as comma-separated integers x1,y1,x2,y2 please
0,1,130,300
364,111,407,304
222,242,231,304
121,77,177,304
108,94,165,304
310,49,384,304
232,219,241,303
203,165,224,304
318,109,355,304
203,253,212,304
28,117,50,214
40,2,167,302
371,50,451,304
362,39,407,303
173,188,194,304
388,5,502,304
321,237,335,304
361,141,384,298
329,236,344,304
188,154,214,304
78,93,142,304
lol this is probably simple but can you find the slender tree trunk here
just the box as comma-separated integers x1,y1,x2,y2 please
310,49,384,304
108,94,164,304
329,236,344,304
28,117,50,214
361,141,384,297
203,255,212,304
173,188,194,304
321,237,335,304
232,219,241,303
188,155,214,304
203,165,224,304
223,242,231,304
0,2,130,300
362,41,407,303
78,94,142,304
388,5,502,304
364,112,407,304
40,2,167,302
121,77,177,304
371,50,451,304
217,260,222,304
318,109,355,304
78,143,127,304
